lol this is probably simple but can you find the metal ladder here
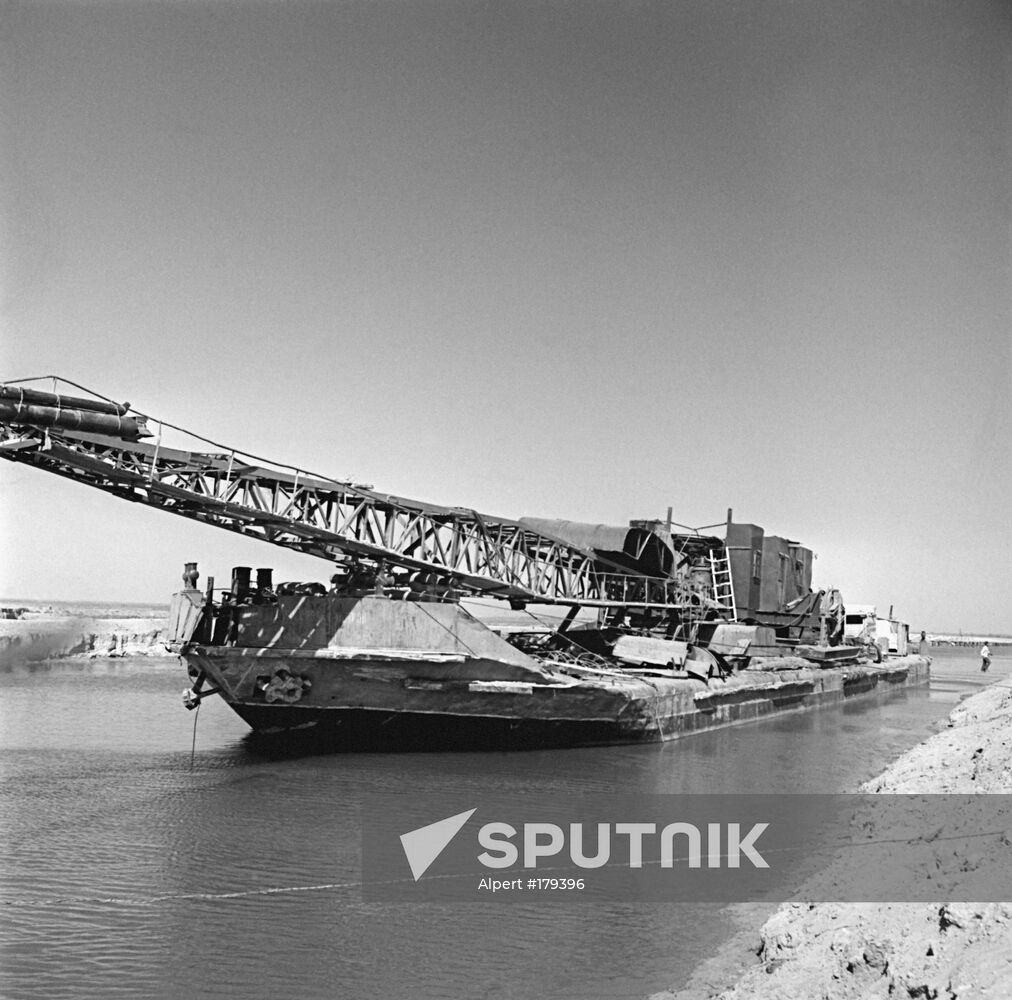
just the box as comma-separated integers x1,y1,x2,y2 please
708,549,737,620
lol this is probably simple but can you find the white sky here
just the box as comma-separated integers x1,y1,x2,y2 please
1,1,1009,632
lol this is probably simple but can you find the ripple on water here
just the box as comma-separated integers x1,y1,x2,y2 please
0,652,991,999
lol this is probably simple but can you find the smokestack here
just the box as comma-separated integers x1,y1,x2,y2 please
231,566,252,601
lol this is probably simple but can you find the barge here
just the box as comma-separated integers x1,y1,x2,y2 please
0,376,930,751
165,562,929,751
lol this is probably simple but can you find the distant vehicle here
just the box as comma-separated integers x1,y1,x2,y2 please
844,604,909,656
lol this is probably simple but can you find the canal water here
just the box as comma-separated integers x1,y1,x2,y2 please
0,646,1006,1000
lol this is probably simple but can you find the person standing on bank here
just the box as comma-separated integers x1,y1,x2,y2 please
980,643,992,672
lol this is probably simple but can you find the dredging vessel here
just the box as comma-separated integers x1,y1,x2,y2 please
0,377,929,750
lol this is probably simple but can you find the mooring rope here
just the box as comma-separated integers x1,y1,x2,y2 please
189,701,200,769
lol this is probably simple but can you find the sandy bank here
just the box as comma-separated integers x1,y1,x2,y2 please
0,615,172,668
659,668,1012,1000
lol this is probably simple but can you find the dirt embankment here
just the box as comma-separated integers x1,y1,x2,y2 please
662,677,1012,1000
0,616,172,668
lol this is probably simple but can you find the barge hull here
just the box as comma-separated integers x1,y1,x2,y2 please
221,656,931,752
170,592,930,752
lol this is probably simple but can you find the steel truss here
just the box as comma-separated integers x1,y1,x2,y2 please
0,399,697,609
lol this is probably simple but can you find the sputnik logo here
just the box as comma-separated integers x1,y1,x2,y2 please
400,808,477,881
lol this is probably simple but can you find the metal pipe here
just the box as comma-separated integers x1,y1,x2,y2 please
0,399,150,439
0,385,130,416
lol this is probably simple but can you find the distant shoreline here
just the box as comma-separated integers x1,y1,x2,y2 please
0,599,169,621
0,610,171,667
